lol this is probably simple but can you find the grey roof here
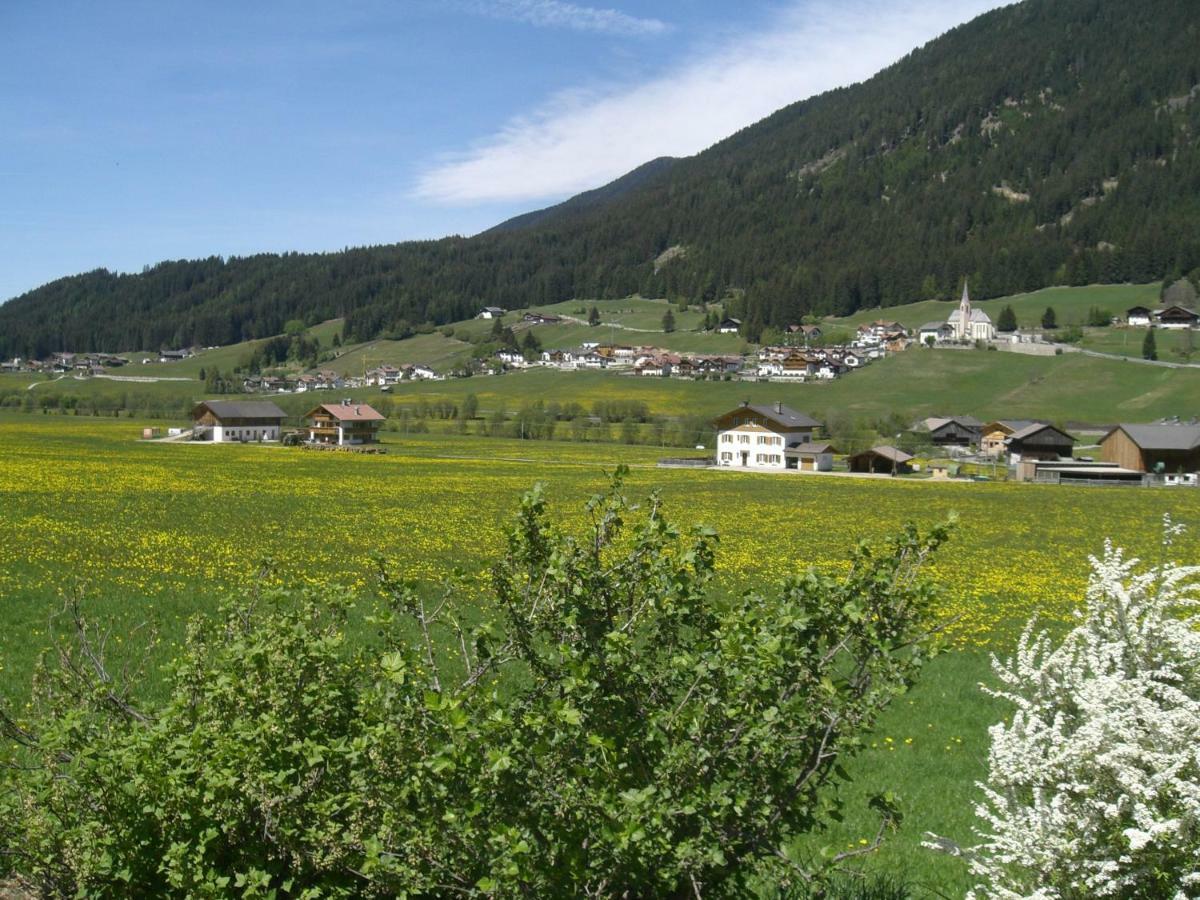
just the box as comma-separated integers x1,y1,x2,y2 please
742,403,822,429
787,441,836,453
947,309,993,324
1112,424,1200,451
1157,306,1199,320
1007,422,1074,443
921,415,983,431
193,400,287,420
853,445,914,464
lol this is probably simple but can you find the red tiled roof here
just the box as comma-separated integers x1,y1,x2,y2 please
307,403,386,422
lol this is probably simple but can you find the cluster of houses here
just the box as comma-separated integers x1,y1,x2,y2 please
712,403,1200,485
189,399,387,446
2,351,133,375
239,363,441,394
1,347,206,376
496,332,893,382
495,343,745,377
1124,305,1199,329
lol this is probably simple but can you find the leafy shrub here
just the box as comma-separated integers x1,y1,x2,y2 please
1,472,948,896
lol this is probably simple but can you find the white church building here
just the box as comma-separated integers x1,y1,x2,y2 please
945,282,995,342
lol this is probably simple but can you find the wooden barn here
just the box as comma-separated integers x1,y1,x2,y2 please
848,446,913,475
1004,423,1076,462
191,400,287,443
1099,424,1200,473
1156,306,1199,330
918,416,982,448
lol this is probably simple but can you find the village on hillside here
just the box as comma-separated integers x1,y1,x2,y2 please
7,283,1198,390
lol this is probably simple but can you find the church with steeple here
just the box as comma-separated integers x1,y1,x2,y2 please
946,281,995,341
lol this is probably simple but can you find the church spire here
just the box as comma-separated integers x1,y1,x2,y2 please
957,279,971,339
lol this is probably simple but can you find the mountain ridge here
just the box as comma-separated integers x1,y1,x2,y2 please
2,0,1198,357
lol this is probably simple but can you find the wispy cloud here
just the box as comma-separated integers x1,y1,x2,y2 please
418,0,1006,205
469,0,670,37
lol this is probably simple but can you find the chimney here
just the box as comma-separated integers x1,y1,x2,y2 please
775,401,783,414
355,406,361,415
343,398,352,406
740,400,749,407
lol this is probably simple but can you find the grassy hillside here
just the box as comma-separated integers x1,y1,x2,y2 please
328,332,476,376
832,282,1164,331
7,341,1200,427
368,350,1200,425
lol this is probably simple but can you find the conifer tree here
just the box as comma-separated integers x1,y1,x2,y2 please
1142,329,1157,361
997,305,1017,333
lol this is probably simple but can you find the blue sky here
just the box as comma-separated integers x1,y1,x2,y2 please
0,0,1003,303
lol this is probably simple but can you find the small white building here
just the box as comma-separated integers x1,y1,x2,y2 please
496,349,530,368
714,402,822,470
477,306,506,319
717,318,742,334
917,322,954,345
1125,306,1153,327
191,400,287,443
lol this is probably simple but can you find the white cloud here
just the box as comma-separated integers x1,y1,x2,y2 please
417,0,1006,205
471,0,669,36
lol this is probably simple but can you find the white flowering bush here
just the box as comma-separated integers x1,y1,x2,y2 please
940,520,1200,898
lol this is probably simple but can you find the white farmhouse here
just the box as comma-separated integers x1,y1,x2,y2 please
191,400,287,443
714,402,822,470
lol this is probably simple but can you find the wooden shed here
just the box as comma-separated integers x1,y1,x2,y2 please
786,441,837,472
848,446,914,475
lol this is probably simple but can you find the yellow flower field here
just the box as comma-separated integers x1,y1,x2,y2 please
1,415,1196,694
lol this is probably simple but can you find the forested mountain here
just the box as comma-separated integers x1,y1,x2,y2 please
483,157,678,235
3,0,1199,356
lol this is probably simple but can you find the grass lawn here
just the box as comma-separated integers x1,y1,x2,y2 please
3,416,1198,893
1078,325,1198,361
7,337,1200,429
327,331,477,376
335,348,1200,425
831,282,1164,332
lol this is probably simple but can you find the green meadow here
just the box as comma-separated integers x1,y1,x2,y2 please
2,415,1198,892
